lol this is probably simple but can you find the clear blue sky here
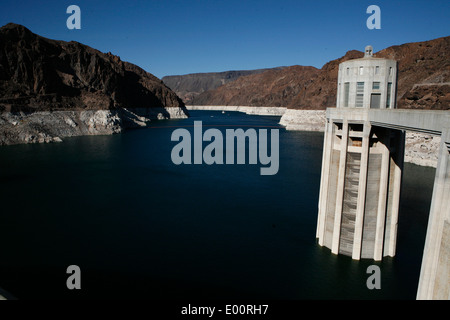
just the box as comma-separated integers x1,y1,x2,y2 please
1,0,449,79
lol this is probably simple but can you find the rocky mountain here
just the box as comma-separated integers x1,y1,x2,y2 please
0,23,186,113
0,23,188,145
192,36,450,110
162,67,286,104
375,36,450,110
192,65,322,108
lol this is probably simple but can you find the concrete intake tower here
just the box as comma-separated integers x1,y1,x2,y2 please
315,46,449,299
316,46,403,261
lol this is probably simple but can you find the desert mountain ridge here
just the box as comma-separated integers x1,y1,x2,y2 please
0,23,188,145
173,36,449,110
0,22,186,113
162,67,287,104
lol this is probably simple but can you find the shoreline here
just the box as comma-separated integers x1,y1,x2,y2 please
188,106,440,168
186,105,286,116
0,107,188,146
0,106,440,168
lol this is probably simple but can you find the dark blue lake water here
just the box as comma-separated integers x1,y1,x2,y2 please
0,110,435,299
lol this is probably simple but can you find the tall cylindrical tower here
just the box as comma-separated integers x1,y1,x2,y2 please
316,46,405,261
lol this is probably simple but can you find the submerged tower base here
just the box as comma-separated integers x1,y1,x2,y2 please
316,112,404,261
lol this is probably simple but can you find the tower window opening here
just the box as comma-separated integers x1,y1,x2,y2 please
356,82,364,107
372,82,380,90
386,82,392,108
344,82,350,107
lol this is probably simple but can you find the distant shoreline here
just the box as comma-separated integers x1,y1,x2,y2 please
186,105,286,116
0,106,439,168
187,106,440,168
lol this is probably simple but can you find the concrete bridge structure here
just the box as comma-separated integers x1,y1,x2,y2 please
316,46,449,300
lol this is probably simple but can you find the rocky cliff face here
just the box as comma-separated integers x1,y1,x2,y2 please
0,23,188,145
375,37,450,110
192,65,321,107
162,67,286,104
192,36,450,110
